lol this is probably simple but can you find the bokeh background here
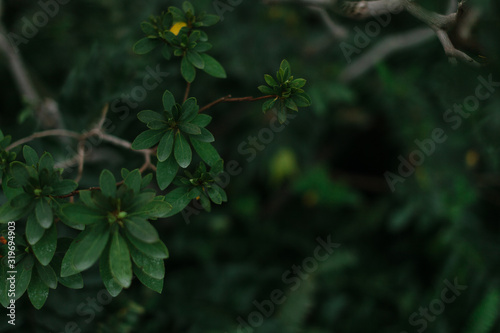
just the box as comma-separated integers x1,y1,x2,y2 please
1,0,500,332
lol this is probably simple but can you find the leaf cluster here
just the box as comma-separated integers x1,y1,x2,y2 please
259,60,312,123
132,1,226,82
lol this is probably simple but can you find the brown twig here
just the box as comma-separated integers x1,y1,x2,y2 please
0,19,62,128
51,187,101,199
6,129,81,151
184,82,191,102
6,104,155,181
199,95,278,113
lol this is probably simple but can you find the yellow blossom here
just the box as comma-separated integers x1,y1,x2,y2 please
170,22,187,36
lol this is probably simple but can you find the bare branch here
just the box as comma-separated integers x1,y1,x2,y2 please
265,0,481,68
6,129,81,151
0,19,62,128
308,6,348,39
340,27,434,82
199,94,277,113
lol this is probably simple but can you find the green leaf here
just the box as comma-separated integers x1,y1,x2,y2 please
133,263,163,293
146,119,167,130
280,59,291,73
62,203,106,225
191,127,214,143
138,110,163,124
36,262,57,289
124,169,141,194
51,179,78,196
162,90,176,112
0,200,29,223
23,145,38,166
207,186,223,204
200,14,219,27
213,184,227,202
99,169,116,198
163,187,192,217
26,214,45,245
181,56,196,83
188,30,201,43
124,216,160,244
161,44,172,60
131,129,164,150
291,78,306,88
27,272,49,309
36,197,53,229
262,98,276,112
463,288,500,333
129,245,165,279
72,223,111,272
137,200,172,218
179,123,201,135
38,152,54,171
133,37,157,55
141,173,153,189
174,132,192,168
10,161,31,187
109,231,132,288
182,1,194,13
278,107,287,124
11,192,33,209
258,85,274,95
285,98,298,111
193,42,212,52
140,22,156,35
169,6,185,22
200,53,226,78
125,230,169,259
180,97,199,122
157,156,179,190
293,93,312,107
157,130,175,162
187,51,205,69
99,242,123,297
191,114,212,127
264,74,277,87
14,256,34,300
32,224,57,266
199,193,211,212
190,138,221,167
58,273,83,289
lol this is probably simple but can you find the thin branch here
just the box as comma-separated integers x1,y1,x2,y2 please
265,0,481,67
0,24,38,105
0,20,62,128
199,95,278,113
340,27,434,82
51,187,101,199
96,103,109,130
74,140,86,183
184,82,191,102
6,129,81,151
308,6,348,39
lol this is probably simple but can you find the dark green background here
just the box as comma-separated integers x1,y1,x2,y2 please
1,0,499,332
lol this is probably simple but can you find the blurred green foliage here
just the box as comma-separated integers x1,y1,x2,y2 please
0,0,499,332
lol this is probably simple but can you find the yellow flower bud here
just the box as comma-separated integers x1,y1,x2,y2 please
170,22,187,36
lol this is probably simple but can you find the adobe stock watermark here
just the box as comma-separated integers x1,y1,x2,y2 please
6,0,71,53
181,111,298,224
57,288,114,333
230,235,340,333
340,3,403,64
212,0,243,21
59,65,169,173
385,74,500,192
400,277,467,333
4,221,17,326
